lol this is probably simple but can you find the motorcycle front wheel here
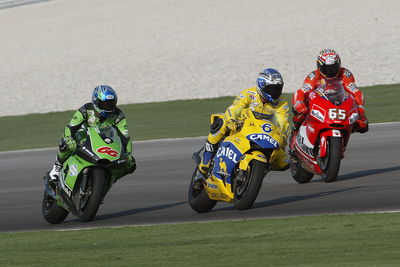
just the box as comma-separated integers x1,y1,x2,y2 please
77,168,106,222
188,167,217,213
233,160,268,210
320,137,342,183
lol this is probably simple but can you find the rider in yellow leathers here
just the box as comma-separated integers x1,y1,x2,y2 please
198,68,291,176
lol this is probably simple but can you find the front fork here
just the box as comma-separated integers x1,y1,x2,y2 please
318,130,345,159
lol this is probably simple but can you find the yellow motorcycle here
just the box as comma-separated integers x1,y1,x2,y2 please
189,108,285,212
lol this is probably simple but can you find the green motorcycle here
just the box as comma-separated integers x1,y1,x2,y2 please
42,125,132,224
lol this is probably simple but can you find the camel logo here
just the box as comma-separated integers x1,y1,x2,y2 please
218,158,229,178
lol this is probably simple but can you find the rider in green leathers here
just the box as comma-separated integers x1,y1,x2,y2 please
48,85,136,181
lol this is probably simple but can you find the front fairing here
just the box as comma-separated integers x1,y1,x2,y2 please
306,90,358,146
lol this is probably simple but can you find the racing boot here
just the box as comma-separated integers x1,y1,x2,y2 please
49,158,63,182
198,140,218,177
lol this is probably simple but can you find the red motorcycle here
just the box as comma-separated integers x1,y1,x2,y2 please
289,80,360,183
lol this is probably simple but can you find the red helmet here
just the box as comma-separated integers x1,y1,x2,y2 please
317,49,341,78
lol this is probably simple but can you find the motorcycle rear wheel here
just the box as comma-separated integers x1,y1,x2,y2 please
233,160,268,210
290,152,314,184
42,190,69,224
188,168,217,213
320,137,342,183
77,168,106,222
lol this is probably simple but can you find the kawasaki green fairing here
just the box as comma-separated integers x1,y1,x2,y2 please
56,125,129,213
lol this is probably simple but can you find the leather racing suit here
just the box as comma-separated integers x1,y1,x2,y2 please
292,68,368,132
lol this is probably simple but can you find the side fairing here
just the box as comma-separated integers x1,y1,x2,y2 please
212,141,243,184
60,156,92,193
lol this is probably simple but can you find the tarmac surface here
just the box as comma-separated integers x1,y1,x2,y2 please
1,122,399,232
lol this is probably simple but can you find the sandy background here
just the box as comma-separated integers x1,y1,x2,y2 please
1,0,399,116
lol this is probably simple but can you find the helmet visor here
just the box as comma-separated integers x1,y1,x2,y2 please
262,84,283,100
97,99,117,113
320,62,340,78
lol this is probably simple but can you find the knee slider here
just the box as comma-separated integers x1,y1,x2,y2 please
210,118,224,134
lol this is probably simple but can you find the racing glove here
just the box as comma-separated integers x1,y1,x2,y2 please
60,136,77,152
293,101,308,115
356,106,369,134
355,119,369,134
226,119,241,132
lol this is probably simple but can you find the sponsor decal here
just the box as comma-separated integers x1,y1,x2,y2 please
69,164,78,176
106,95,115,100
249,94,256,101
349,112,359,124
249,102,259,108
216,146,239,163
262,123,272,133
310,104,326,122
296,134,315,158
307,72,316,80
213,142,243,183
238,93,245,99
207,182,218,189
248,134,279,148
302,83,312,92
344,69,352,78
97,146,119,157
347,83,359,93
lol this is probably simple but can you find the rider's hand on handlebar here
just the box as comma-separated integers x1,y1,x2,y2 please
294,101,308,115
226,119,242,132
63,136,77,151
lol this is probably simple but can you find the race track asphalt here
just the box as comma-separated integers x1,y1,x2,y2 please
1,122,399,232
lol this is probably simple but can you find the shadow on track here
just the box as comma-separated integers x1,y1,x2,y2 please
214,186,364,211
338,166,400,181
93,201,187,221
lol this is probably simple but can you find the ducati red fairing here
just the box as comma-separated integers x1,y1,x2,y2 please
290,82,359,178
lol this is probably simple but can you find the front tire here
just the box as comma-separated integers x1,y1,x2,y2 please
42,190,69,224
188,168,217,213
320,137,342,183
77,168,106,222
290,152,314,183
233,160,268,210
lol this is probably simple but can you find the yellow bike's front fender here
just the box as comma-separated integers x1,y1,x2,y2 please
238,151,268,171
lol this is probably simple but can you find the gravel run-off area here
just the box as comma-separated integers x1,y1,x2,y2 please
1,0,399,116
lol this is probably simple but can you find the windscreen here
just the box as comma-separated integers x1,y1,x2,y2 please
98,125,118,143
316,80,347,105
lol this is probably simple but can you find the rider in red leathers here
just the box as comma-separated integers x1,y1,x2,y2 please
292,49,369,134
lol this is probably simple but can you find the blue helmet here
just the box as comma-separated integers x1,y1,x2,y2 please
256,68,284,102
92,85,118,117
